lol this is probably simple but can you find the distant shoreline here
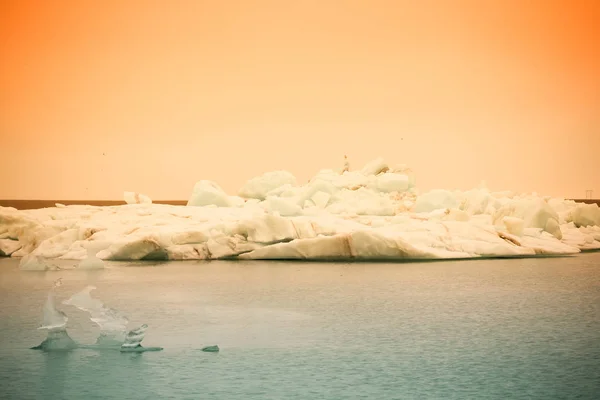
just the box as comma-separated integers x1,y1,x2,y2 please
1,199,599,210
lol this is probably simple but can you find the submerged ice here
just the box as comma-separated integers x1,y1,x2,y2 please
1,157,599,264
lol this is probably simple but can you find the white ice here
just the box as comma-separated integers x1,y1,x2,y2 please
32,279,78,351
39,281,68,331
1,158,599,265
120,324,148,349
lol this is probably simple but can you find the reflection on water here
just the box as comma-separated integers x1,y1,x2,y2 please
42,352,70,398
0,254,599,399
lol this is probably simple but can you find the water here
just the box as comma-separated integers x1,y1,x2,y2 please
0,255,599,399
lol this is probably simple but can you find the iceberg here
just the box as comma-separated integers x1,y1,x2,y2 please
32,282,163,351
31,279,77,351
1,157,599,264
63,286,129,345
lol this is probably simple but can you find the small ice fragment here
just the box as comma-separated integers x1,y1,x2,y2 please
201,345,220,353
121,324,148,349
120,324,163,352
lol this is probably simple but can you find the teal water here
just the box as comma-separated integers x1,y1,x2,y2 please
0,254,599,399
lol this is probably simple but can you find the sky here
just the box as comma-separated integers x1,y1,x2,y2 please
0,0,598,200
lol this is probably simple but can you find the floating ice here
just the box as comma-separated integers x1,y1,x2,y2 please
120,324,163,352
32,283,164,352
31,279,77,351
2,157,600,264
201,345,220,353
39,279,68,330
63,286,128,345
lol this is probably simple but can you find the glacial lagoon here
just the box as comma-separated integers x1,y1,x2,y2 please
0,254,599,399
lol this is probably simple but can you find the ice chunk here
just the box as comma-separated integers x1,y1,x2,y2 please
187,180,234,207
571,203,600,227
327,188,397,216
414,190,458,213
495,198,562,239
32,279,77,351
239,171,297,200
360,158,389,175
459,189,494,215
120,324,163,352
297,179,338,206
311,191,331,209
124,192,152,205
262,196,303,216
39,281,68,330
561,223,600,250
97,236,162,260
120,324,147,349
502,216,525,236
369,173,410,193
545,217,562,240
266,184,300,198
63,286,128,344
0,238,21,256
31,329,77,351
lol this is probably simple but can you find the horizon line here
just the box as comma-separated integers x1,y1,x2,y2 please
1,199,598,210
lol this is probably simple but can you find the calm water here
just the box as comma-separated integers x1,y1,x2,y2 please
0,254,599,399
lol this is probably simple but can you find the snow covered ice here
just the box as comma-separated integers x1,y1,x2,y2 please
1,158,599,266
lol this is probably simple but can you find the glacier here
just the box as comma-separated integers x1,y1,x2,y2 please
1,157,599,266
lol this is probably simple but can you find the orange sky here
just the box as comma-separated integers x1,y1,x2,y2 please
1,0,598,200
